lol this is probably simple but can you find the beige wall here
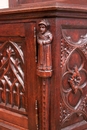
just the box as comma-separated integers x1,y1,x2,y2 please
0,0,8,9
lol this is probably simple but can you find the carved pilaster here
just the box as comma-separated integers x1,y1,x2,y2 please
42,79,50,130
36,19,53,130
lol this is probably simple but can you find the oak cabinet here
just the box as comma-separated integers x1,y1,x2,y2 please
0,0,87,129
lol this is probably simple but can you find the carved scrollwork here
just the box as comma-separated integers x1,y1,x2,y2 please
62,27,87,46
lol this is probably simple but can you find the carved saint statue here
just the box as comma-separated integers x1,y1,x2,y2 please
37,19,53,77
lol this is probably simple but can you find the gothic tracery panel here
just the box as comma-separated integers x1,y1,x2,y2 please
0,40,26,113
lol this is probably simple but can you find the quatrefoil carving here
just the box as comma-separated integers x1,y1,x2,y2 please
62,49,87,109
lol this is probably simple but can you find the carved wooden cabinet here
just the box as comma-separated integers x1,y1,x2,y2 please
0,0,87,130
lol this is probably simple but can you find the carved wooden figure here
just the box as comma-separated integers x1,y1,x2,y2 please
37,19,53,77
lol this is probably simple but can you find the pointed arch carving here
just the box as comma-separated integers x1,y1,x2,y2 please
0,40,26,114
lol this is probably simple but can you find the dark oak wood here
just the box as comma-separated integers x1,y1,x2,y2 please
0,0,87,130
9,0,87,8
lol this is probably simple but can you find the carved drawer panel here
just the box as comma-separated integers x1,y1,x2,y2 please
0,22,36,130
0,24,26,114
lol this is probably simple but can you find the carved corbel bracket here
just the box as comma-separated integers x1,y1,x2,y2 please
36,19,53,78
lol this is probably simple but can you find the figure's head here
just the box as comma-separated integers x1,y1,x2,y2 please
38,19,50,34
39,24,46,34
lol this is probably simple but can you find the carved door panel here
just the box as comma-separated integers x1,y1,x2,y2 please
51,19,87,130
0,22,37,130
60,21,87,130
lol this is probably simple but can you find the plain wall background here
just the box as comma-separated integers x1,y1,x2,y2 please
0,0,8,9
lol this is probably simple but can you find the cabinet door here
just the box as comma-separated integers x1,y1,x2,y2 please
0,22,37,130
50,18,87,130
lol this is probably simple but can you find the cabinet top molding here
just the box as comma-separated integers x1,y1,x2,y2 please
0,1,87,20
